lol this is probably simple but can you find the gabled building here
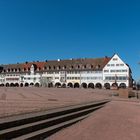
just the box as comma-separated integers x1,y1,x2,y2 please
0,54,133,89
103,54,133,89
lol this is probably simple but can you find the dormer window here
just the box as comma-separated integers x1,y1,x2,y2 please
96,65,100,69
78,65,80,69
62,65,66,70
57,66,61,70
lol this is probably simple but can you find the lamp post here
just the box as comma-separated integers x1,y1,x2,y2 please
115,74,118,89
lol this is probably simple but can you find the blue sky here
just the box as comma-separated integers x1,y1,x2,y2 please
0,0,140,80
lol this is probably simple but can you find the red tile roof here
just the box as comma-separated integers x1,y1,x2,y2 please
0,57,111,73
22,62,47,70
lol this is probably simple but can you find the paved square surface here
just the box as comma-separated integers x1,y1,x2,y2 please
0,87,110,118
50,100,140,140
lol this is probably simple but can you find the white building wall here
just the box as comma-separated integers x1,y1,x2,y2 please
66,71,81,85
0,74,5,85
81,71,103,85
103,54,129,87
5,74,20,84
22,73,41,85
42,71,61,86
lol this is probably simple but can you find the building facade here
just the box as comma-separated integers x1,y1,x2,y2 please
0,54,133,89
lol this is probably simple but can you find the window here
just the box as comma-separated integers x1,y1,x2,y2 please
110,70,115,72
122,70,127,72
78,65,80,69
113,58,118,61
55,72,59,74
116,70,121,72
105,76,127,81
77,71,80,74
61,71,65,74
104,70,109,72
122,77,127,80
112,77,115,80
105,77,109,80
55,77,59,79
90,65,93,68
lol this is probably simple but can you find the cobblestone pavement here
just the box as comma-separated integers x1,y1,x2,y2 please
0,87,110,118
49,100,140,140
1,87,140,140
